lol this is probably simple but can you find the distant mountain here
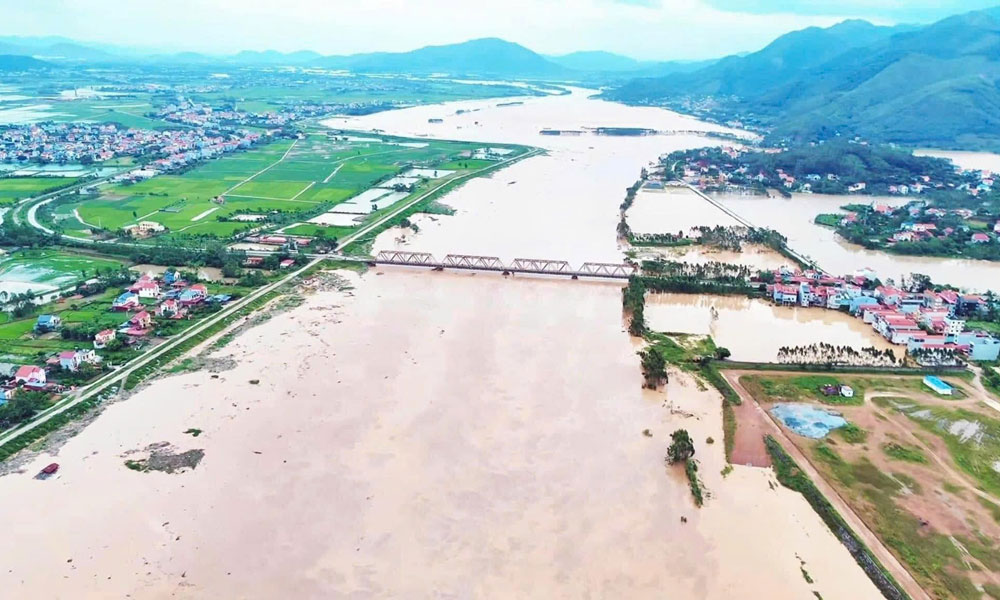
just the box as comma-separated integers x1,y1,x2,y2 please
548,51,645,72
608,20,910,100
231,49,322,65
313,38,568,77
547,51,717,77
0,54,51,71
605,9,1000,150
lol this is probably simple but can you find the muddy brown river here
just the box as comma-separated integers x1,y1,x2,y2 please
0,89,894,598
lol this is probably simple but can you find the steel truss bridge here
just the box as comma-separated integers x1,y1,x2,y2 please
374,251,635,279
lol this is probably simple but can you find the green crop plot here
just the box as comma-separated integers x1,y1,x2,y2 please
74,132,526,239
0,177,79,205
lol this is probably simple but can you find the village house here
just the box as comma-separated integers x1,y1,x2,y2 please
58,349,100,372
34,314,62,333
14,365,46,387
971,233,992,244
112,291,141,311
93,329,116,349
157,298,186,319
129,310,152,330
123,221,166,238
179,284,208,306
129,276,161,299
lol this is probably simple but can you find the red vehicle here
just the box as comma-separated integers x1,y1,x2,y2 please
39,463,59,476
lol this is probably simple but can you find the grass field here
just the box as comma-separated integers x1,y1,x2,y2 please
74,132,524,239
749,369,1000,599
0,177,79,205
741,373,969,406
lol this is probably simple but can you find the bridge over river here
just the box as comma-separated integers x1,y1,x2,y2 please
374,251,636,279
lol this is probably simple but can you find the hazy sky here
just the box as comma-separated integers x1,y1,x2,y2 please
1,0,991,60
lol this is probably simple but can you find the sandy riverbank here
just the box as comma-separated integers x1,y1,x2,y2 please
0,269,881,598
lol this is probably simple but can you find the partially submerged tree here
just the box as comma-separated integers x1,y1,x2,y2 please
639,347,667,388
667,429,696,464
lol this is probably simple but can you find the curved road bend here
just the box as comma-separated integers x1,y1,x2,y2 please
722,369,930,600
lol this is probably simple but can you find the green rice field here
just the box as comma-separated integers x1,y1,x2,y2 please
0,177,79,205
75,132,524,238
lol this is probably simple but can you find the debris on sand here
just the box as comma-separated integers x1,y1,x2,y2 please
123,442,204,474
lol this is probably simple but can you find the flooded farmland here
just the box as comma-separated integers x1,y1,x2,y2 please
715,192,1000,290
644,293,895,362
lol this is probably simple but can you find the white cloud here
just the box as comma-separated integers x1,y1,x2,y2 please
2,0,852,60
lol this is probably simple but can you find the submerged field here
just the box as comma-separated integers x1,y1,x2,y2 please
740,371,1000,599
0,249,125,292
74,133,522,238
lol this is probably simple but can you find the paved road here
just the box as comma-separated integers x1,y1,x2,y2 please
1,147,543,451
0,256,322,448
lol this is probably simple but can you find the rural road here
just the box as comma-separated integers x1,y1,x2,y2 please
0,256,323,449
2,145,543,452
722,369,931,600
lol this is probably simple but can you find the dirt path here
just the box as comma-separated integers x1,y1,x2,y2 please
222,139,299,197
728,387,772,467
722,369,931,600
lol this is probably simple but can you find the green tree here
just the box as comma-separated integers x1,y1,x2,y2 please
638,347,667,388
714,347,732,360
667,429,696,464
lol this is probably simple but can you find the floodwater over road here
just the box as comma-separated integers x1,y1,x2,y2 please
329,88,743,264
627,186,740,236
0,271,882,599
715,193,1000,290
645,293,895,362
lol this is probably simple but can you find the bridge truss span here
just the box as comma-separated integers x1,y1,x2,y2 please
373,251,633,280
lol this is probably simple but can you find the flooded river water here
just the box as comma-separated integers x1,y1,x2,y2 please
645,293,895,362
0,271,881,598
716,193,1000,290
0,90,897,598
330,88,742,264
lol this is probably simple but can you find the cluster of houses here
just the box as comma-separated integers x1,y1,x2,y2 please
155,98,338,131
0,270,232,403
765,267,1000,362
0,122,254,168
840,203,999,246
672,146,992,198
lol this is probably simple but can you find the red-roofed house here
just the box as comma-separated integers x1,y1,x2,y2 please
130,278,161,299
93,329,116,349
14,365,45,386
58,350,82,371
129,310,152,329
772,284,799,305
157,298,187,319
972,233,991,244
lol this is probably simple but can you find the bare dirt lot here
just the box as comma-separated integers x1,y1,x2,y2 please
730,369,1000,600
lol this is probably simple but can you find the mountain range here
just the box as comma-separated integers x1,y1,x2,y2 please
604,7,1000,150
0,35,708,79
